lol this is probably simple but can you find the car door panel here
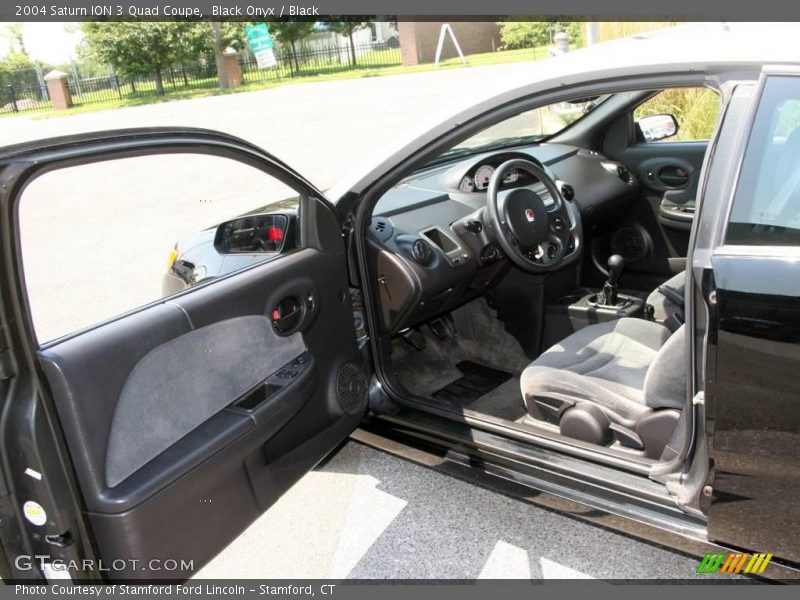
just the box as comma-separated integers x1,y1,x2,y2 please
0,129,367,580
38,249,360,579
621,142,706,230
606,141,706,289
102,315,306,488
706,254,800,564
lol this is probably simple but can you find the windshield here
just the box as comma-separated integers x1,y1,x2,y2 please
430,96,608,166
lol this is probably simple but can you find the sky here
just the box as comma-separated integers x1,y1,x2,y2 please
0,23,83,64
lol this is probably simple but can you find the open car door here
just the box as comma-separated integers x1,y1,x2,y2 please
0,128,368,581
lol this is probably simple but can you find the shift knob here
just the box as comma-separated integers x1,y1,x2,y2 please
607,254,624,286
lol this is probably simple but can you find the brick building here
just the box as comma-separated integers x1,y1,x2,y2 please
397,22,501,66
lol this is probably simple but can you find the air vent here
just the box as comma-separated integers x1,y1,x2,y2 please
411,239,433,265
370,217,393,241
560,183,575,201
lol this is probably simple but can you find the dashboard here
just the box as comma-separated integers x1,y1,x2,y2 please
367,143,639,333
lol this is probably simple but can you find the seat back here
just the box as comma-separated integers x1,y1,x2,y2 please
643,324,687,410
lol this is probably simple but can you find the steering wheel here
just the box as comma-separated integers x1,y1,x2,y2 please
485,159,579,273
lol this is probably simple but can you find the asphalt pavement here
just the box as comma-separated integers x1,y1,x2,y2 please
193,441,704,579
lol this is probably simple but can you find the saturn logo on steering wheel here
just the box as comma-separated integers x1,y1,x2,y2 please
525,208,536,222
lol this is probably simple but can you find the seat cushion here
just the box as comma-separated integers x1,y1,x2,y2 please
521,318,671,425
647,271,686,322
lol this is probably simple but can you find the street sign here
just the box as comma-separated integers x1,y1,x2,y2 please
245,24,277,69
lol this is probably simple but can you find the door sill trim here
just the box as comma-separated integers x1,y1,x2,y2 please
377,383,658,476
353,412,709,542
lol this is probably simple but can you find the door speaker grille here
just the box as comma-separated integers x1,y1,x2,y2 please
336,362,368,415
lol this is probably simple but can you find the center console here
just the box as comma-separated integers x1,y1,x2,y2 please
541,254,646,349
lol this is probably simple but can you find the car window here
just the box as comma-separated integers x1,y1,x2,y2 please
726,76,800,246
634,87,721,142
429,96,608,165
19,153,301,343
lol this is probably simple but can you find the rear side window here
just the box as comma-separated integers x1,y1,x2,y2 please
726,76,800,246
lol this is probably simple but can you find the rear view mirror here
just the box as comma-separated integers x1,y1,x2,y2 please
214,213,289,254
637,113,679,142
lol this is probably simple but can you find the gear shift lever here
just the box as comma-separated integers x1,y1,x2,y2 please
599,254,624,306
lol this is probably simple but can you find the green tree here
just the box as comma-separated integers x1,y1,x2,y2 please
497,20,583,50
324,18,372,67
268,21,316,74
220,22,248,53
7,23,27,55
80,22,197,95
2,51,35,72
177,22,247,63
0,51,36,87
0,23,35,87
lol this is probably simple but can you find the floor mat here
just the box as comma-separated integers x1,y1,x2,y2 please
432,361,512,407
466,377,527,421
391,298,531,401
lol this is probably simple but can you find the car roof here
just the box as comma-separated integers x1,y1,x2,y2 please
328,22,800,201
529,22,800,79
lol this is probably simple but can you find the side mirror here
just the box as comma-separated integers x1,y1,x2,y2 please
637,114,679,142
214,213,289,254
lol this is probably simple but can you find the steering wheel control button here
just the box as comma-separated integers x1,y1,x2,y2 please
552,217,566,232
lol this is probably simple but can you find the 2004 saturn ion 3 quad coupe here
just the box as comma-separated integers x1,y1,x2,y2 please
0,22,799,581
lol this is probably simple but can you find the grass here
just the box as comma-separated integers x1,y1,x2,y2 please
596,23,724,142
635,87,721,141
3,45,551,120
595,22,681,42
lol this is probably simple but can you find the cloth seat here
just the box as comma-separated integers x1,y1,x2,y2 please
520,318,686,457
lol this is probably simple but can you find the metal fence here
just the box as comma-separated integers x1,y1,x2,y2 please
68,62,221,107
242,39,402,83
0,82,50,115
0,40,402,116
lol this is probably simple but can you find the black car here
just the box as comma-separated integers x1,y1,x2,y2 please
0,24,798,582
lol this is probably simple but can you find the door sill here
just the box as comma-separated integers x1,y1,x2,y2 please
379,385,659,476
355,407,707,542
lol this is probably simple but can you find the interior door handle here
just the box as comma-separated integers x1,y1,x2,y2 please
658,166,690,187
271,297,303,334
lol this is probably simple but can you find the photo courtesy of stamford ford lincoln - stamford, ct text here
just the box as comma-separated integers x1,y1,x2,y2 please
0,0,798,596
